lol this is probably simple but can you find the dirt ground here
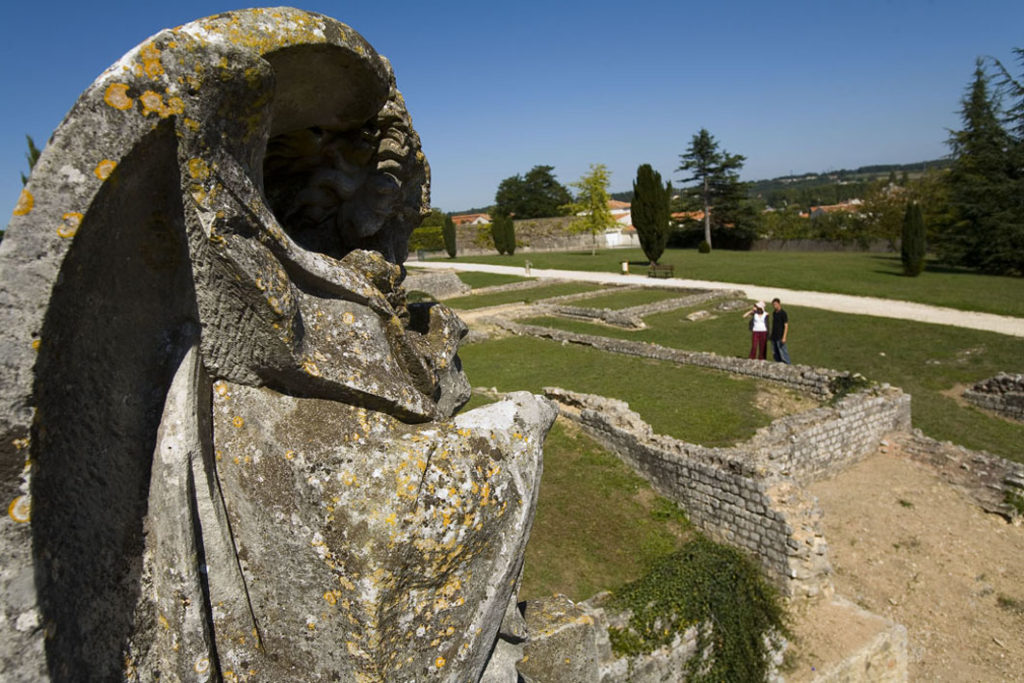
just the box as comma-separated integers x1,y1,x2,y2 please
796,448,1024,681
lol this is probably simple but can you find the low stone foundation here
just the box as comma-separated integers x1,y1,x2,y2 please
963,372,1024,423
500,320,858,401
893,429,1024,523
533,289,746,330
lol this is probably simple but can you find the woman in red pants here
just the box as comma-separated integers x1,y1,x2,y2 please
743,301,769,359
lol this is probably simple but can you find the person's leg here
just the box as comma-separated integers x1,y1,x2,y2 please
749,333,758,359
772,339,782,362
778,341,791,364
759,332,768,359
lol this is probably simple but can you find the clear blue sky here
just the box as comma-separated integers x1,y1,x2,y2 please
2,1,1022,219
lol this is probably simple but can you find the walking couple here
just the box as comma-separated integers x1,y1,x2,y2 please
743,298,790,363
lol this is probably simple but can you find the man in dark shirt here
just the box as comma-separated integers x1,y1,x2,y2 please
770,298,790,364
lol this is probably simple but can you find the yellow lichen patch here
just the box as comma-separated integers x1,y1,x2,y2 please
193,657,210,674
184,117,201,132
139,91,184,118
8,495,30,523
323,590,342,606
214,381,230,397
94,159,117,180
434,656,446,669
340,471,358,486
342,311,355,325
232,416,244,428
13,188,34,216
31,339,41,352
135,42,165,78
57,212,83,239
285,450,296,461
188,158,210,180
302,359,321,377
104,83,134,111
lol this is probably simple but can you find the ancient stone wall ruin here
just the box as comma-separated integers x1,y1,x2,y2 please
963,372,1024,423
544,384,910,599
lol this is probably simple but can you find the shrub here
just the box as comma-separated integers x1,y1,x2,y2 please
408,225,444,251
608,537,787,682
698,240,711,253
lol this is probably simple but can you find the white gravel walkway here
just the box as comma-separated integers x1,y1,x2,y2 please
407,261,1024,338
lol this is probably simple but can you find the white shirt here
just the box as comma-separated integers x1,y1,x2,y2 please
751,311,768,332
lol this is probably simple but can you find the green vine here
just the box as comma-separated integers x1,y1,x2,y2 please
827,372,870,404
1005,489,1024,516
607,537,788,682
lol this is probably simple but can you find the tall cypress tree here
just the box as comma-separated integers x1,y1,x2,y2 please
901,201,926,276
632,164,672,265
442,214,457,258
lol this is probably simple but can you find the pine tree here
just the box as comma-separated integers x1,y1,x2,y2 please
901,201,926,276
20,135,42,186
632,164,672,265
442,214,457,258
942,60,1022,275
677,129,746,251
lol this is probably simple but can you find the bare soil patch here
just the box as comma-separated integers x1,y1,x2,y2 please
804,448,1024,681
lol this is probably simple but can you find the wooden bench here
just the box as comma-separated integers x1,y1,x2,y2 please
647,264,675,278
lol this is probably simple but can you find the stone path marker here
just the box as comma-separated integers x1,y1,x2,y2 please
0,9,554,681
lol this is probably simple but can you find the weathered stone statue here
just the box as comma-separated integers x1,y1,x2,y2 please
0,9,554,681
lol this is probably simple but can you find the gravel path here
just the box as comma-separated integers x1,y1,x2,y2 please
407,261,1024,338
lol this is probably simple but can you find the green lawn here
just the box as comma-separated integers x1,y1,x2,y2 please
554,286,694,311
454,271,528,289
520,305,1024,462
442,282,601,310
519,420,693,601
435,249,1024,317
458,336,772,446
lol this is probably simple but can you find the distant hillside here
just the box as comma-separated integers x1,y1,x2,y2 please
454,159,951,214
607,158,950,207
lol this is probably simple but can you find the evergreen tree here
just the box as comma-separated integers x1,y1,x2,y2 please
901,201,926,276
442,214,457,258
565,164,617,255
491,215,515,255
631,164,672,264
20,134,42,186
677,129,746,250
494,165,572,218
941,60,1022,275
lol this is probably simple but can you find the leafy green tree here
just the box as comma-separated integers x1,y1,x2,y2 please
677,128,746,250
565,163,617,255
494,165,572,218
631,164,672,264
901,201,926,276
442,214,457,258
20,135,42,186
941,60,1022,275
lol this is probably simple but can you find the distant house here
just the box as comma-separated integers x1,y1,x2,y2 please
671,210,705,223
806,199,863,219
451,213,491,226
